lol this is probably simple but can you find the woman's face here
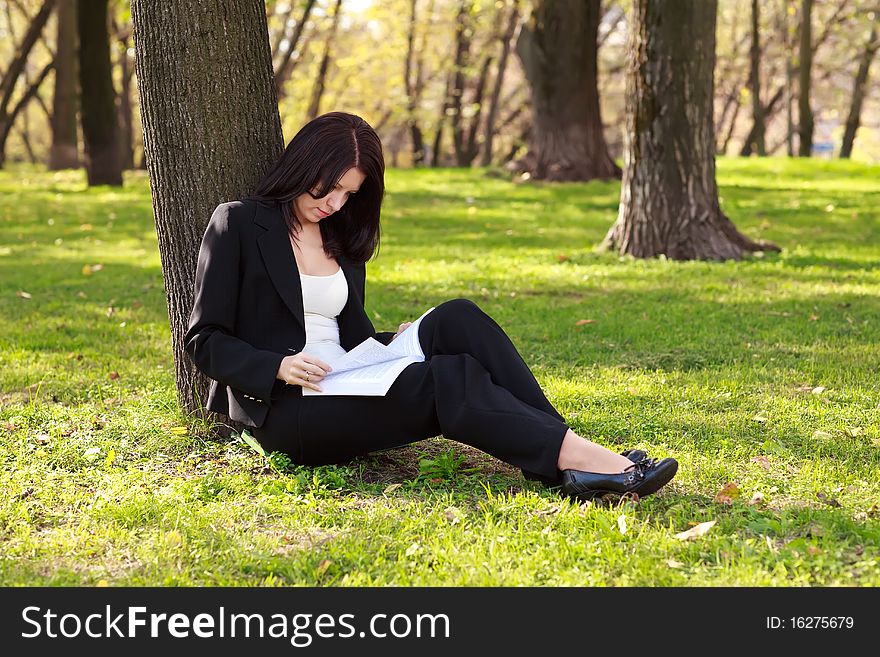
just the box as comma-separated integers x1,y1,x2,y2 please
293,167,366,226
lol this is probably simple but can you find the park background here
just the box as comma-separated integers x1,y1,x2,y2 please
0,0,879,586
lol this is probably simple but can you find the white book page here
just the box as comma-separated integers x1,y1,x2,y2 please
302,306,435,396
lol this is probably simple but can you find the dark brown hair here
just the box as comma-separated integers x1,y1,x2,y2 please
246,112,385,263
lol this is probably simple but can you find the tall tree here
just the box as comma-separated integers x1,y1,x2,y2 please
514,0,619,181
0,0,56,167
603,0,778,260
307,0,343,120
49,0,79,169
131,0,283,424
744,0,766,155
111,16,136,170
403,0,428,166
798,0,814,156
272,0,316,99
78,0,122,184
840,11,879,159
481,0,520,166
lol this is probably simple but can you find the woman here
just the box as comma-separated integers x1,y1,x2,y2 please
184,112,678,501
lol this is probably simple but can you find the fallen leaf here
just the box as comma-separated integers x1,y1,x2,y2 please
404,542,420,557
108,371,119,380
666,559,685,569
383,483,402,495
714,482,741,505
131,300,143,309
617,514,628,535
749,492,766,506
76,291,87,298
104,449,116,467
812,430,833,440
83,446,101,460
82,265,93,276
575,319,596,326
844,427,864,438
34,433,51,445
16,290,32,299
811,386,826,394
79,223,93,231
169,426,188,435
753,414,768,423
96,580,109,587
557,254,569,262
808,314,819,321
315,559,332,576
816,491,841,507
675,520,717,541
807,546,821,556
750,455,772,470
106,306,115,317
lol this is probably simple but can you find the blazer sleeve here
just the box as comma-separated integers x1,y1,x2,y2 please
184,203,284,401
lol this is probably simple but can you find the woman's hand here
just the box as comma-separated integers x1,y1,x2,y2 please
389,321,412,342
276,352,332,392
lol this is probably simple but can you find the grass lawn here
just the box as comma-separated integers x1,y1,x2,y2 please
1,157,878,586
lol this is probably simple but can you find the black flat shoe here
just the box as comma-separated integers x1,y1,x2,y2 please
523,450,649,487
561,457,678,501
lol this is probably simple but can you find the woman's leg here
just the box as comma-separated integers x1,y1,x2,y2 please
417,299,564,421
255,354,632,482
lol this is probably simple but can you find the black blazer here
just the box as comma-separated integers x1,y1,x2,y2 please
184,199,394,428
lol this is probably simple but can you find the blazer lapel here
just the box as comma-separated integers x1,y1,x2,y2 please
254,202,305,332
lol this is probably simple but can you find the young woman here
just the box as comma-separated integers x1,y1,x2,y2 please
184,112,678,501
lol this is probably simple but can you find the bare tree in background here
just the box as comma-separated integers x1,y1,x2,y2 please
307,0,343,120
131,0,283,426
798,0,814,156
514,0,619,181
604,0,779,260
481,0,520,167
840,10,879,158
49,0,79,169
0,0,57,167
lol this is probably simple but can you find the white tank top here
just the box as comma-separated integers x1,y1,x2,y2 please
300,267,348,361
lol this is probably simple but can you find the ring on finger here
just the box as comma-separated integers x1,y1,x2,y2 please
305,371,311,382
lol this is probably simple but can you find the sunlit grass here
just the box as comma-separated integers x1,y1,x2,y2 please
1,157,879,585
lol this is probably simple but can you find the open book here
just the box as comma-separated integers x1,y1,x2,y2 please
302,307,435,396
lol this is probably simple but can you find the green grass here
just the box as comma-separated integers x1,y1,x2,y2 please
1,157,879,586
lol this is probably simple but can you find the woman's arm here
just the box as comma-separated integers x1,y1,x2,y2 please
184,203,285,401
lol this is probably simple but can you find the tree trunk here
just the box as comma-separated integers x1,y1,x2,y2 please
307,0,343,121
131,0,283,429
404,0,426,165
449,0,472,167
481,0,520,167
840,13,879,159
50,0,79,169
745,0,765,155
114,21,136,170
784,0,794,157
0,0,57,167
273,0,316,100
431,71,453,167
603,0,779,261
798,0,813,156
513,0,619,181
78,0,121,185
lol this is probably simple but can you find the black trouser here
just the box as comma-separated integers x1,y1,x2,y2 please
253,298,569,483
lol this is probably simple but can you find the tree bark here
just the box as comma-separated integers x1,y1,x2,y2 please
481,0,520,166
798,0,813,156
513,0,619,181
603,0,779,261
131,0,283,429
840,13,879,159
49,0,79,169
306,0,343,121
77,0,122,185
